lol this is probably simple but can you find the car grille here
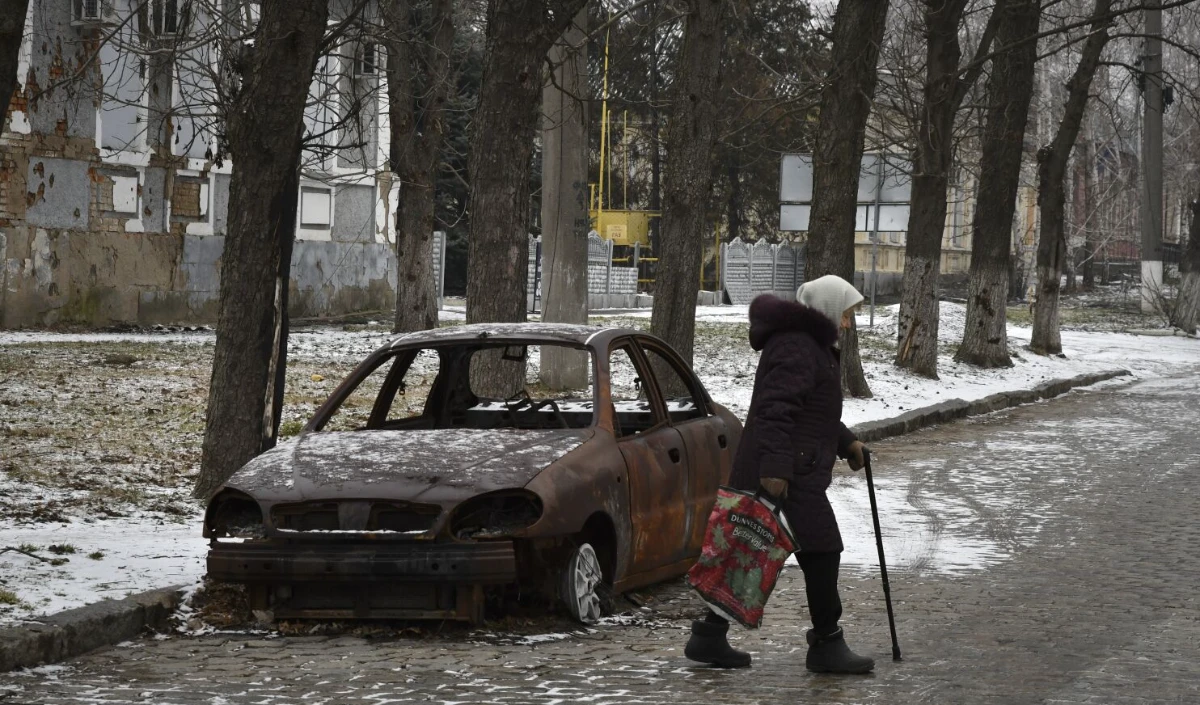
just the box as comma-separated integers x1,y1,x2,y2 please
272,501,441,535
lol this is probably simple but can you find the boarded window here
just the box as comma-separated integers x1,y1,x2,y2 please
300,187,332,228
111,174,139,214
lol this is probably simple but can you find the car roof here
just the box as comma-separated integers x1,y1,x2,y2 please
386,322,640,351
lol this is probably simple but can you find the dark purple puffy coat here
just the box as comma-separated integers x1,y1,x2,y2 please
728,294,858,553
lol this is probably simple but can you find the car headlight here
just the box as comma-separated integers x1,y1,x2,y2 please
450,490,544,540
205,489,266,540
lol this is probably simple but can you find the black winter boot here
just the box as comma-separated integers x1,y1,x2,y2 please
685,620,752,668
805,628,874,674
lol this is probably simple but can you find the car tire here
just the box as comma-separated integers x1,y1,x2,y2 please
561,542,604,625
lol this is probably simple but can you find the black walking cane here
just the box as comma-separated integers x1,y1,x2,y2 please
862,447,902,661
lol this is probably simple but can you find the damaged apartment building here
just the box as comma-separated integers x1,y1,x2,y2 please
1,0,400,327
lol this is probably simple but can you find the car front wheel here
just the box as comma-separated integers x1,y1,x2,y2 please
560,542,604,624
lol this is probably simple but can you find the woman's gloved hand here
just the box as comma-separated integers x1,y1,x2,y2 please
847,441,869,471
760,477,789,498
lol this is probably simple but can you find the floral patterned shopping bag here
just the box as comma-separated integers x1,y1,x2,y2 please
686,486,797,629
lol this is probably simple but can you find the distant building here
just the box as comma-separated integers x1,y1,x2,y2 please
1,0,400,328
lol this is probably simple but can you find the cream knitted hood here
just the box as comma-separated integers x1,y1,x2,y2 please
796,275,864,329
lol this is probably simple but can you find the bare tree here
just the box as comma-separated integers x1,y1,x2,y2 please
895,0,1005,379
956,0,1041,368
539,8,590,390
1030,0,1115,355
1176,194,1200,333
649,0,730,367
0,0,29,119
386,0,457,333
194,0,332,500
464,0,589,396
804,0,891,398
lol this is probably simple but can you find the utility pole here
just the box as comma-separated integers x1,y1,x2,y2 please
1140,0,1164,313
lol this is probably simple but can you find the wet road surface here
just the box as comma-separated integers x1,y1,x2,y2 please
4,371,1200,704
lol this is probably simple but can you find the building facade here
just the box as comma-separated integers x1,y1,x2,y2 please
1,0,399,328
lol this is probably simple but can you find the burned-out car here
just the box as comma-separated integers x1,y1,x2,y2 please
205,323,742,624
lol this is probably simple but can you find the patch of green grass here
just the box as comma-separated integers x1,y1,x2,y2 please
89,485,147,505
278,420,304,438
1,427,54,438
48,544,77,555
0,589,19,605
88,551,105,560
1006,306,1033,327
17,543,40,554
49,557,70,566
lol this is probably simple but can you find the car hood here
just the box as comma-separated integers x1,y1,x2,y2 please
224,428,593,503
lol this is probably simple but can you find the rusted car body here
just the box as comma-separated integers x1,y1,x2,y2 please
204,323,742,623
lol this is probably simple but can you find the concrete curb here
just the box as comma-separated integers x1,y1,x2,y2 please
849,369,1132,443
0,586,184,672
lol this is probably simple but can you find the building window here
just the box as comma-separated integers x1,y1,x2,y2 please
74,0,117,25
354,43,378,76
140,0,190,35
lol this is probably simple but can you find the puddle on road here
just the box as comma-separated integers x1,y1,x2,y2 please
821,473,1009,575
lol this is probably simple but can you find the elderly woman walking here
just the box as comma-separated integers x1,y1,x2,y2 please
685,274,874,674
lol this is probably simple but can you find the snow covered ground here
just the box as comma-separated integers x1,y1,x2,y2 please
1,301,1196,625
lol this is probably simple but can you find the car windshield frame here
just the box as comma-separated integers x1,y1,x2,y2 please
305,338,601,433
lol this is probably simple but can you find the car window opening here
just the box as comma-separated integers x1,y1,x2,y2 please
319,343,598,432
608,344,660,438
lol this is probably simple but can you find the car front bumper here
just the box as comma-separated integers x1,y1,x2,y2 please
207,540,517,583
206,540,517,622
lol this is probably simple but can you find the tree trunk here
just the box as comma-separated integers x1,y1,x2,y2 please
726,160,742,242
0,0,28,120
896,0,971,380
803,0,890,398
956,0,1039,369
1176,196,1200,334
649,18,662,257
465,0,588,396
1031,0,1113,356
194,0,330,500
1081,138,1098,290
539,8,589,390
648,0,727,367
1065,153,1084,295
386,0,456,334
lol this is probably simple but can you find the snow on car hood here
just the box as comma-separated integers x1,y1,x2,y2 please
225,429,593,502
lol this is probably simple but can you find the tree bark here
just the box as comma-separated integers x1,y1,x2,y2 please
539,8,589,390
0,0,29,119
726,161,742,242
465,0,588,396
649,15,662,257
956,0,1039,369
1081,138,1098,290
386,0,457,334
194,0,330,500
804,0,890,398
648,0,728,367
1031,0,1113,356
1175,195,1200,334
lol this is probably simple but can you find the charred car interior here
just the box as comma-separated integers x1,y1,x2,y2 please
205,324,741,624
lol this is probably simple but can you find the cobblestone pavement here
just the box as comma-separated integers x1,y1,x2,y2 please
5,370,1200,704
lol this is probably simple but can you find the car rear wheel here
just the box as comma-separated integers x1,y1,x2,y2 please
561,542,604,624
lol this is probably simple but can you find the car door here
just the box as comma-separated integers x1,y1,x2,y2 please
638,337,734,555
607,339,692,576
